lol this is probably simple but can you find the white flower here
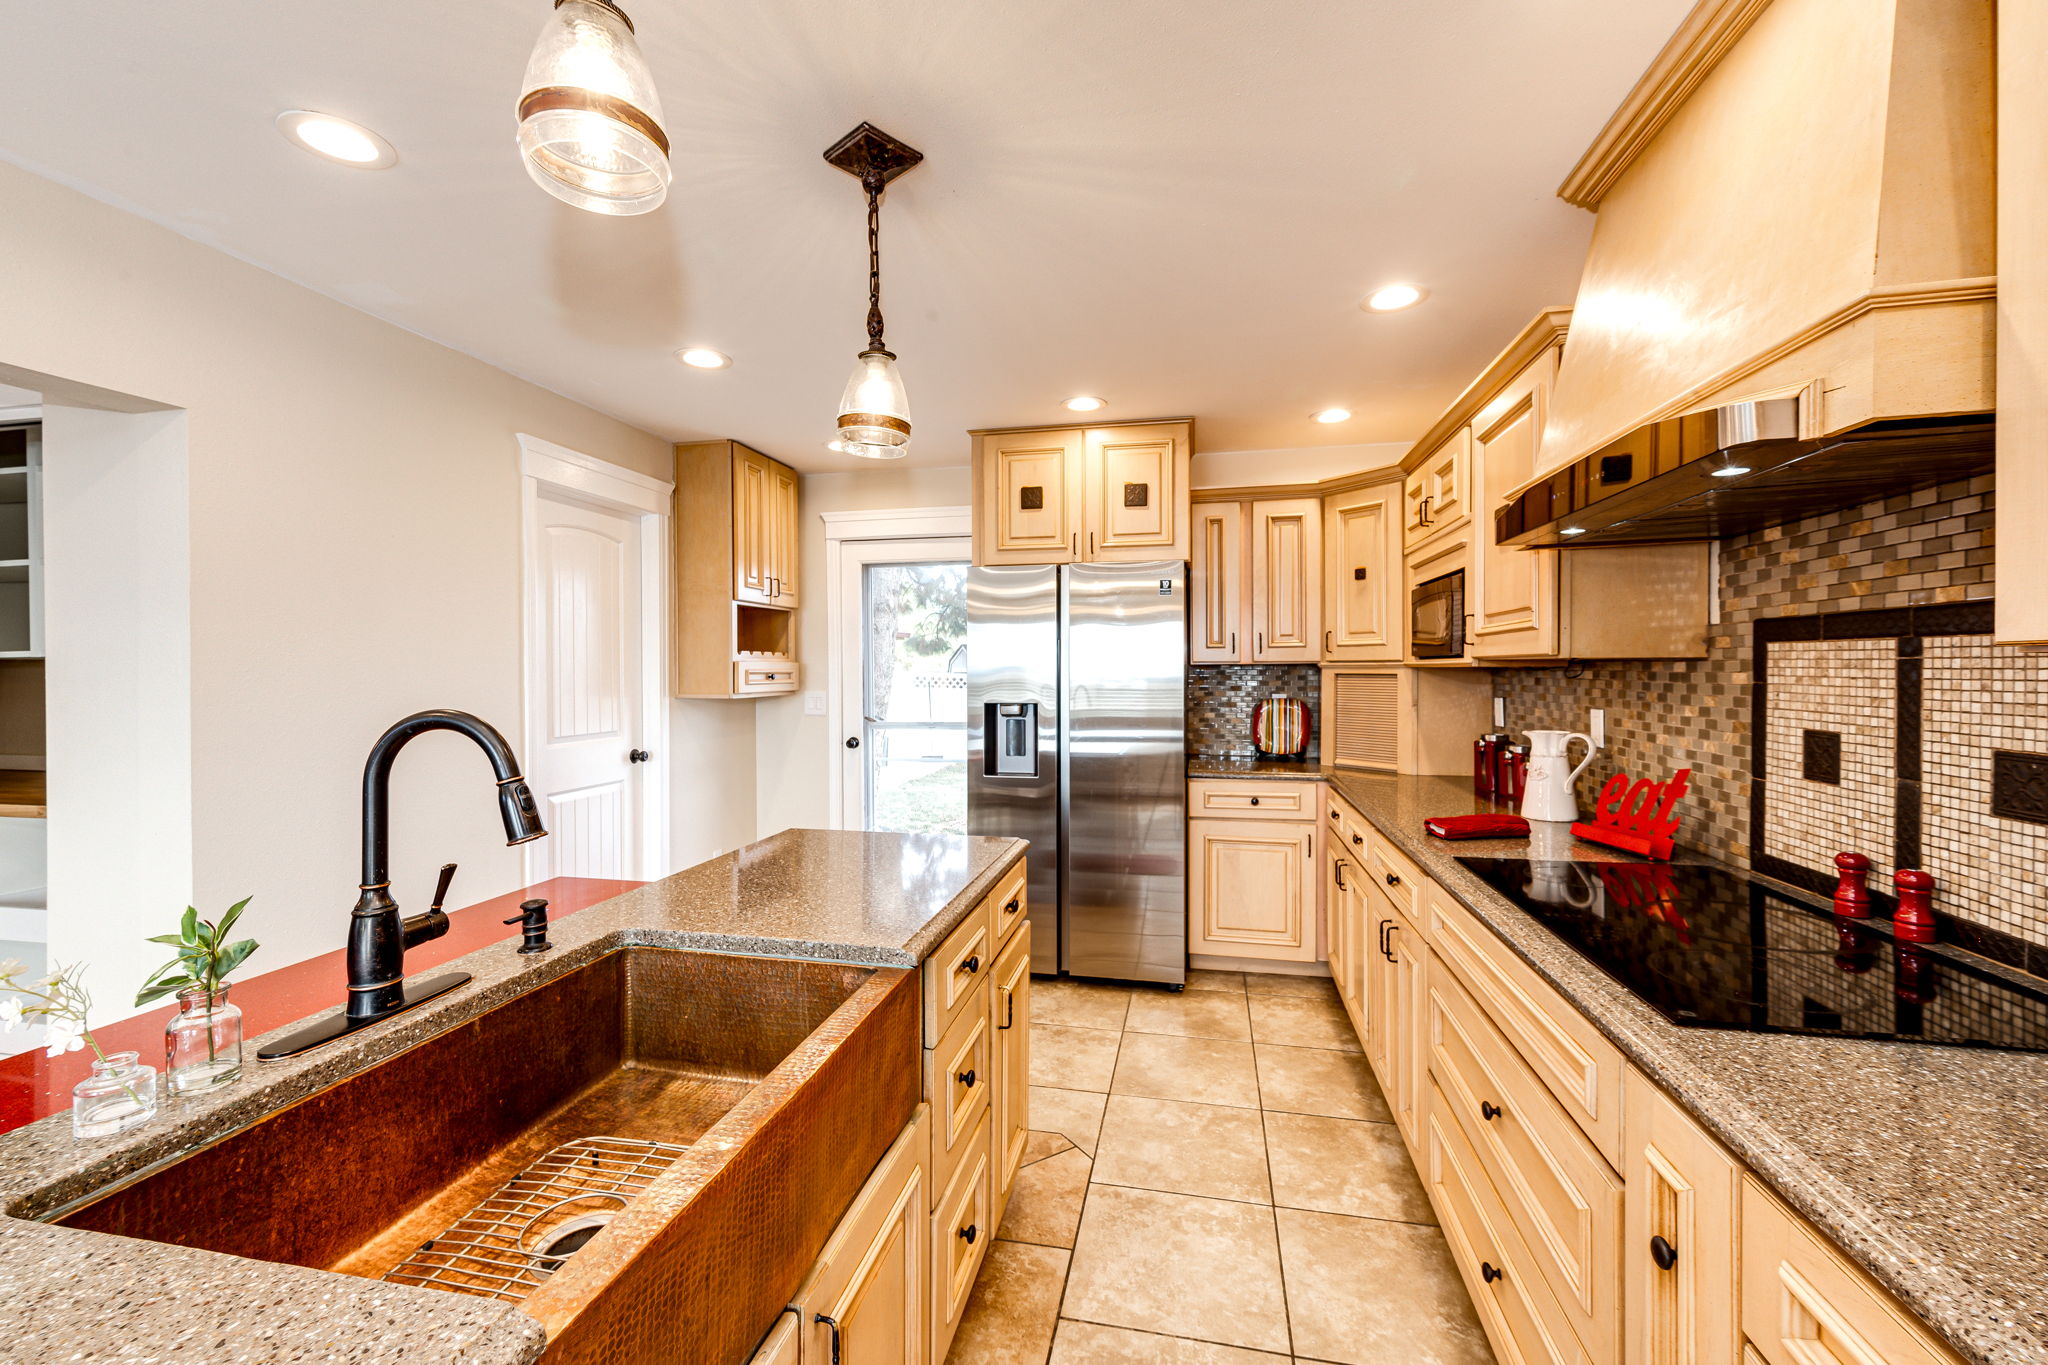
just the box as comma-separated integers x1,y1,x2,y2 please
0,997,20,1032
0,959,20,980
44,1018,84,1058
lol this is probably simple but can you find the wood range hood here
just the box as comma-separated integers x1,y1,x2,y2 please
1509,0,1996,549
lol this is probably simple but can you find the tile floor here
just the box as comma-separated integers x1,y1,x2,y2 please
946,969,1495,1365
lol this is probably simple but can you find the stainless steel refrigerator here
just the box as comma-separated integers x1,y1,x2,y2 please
966,560,1186,984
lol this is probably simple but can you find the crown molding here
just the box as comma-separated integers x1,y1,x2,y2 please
1399,308,1572,471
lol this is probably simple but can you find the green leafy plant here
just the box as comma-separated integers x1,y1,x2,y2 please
136,898,259,1008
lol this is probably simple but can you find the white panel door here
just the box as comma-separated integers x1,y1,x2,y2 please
526,487,644,880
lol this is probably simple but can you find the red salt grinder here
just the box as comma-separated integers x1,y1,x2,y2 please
1892,869,1936,944
1831,851,1872,918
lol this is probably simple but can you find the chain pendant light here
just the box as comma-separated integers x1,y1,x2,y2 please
518,0,671,215
824,124,924,460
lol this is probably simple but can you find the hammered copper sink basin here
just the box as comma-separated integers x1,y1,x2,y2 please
57,947,921,1365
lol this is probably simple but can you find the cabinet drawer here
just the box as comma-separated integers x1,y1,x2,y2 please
1427,954,1621,1365
1365,830,1422,916
1741,1179,1963,1365
988,857,1028,948
1188,777,1318,819
1423,1080,1595,1365
924,901,995,1045
926,993,993,1206
933,1111,994,1360
733,660,800,695
1427,881,1624,1165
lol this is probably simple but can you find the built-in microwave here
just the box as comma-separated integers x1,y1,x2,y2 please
1411,569,1465,659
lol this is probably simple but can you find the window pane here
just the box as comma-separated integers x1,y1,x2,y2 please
862,562,967,834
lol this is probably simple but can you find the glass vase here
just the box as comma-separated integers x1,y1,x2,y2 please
165,985,243,1093
72,1050,157,1139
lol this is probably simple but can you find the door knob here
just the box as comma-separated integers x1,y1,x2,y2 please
845,736,861,749
628,749,650,763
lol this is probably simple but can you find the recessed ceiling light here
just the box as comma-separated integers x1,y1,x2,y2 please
1363,283,1427,312
1314,408,1353,424
276,110,397,169
677,348,731,370
1064,396,1106,413
1561,526,1586,536
1710,464,1751,478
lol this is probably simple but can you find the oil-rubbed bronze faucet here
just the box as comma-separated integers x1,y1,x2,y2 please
258,710,547,1060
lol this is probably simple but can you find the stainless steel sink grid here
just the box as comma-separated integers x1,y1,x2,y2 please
383,1135,690,1302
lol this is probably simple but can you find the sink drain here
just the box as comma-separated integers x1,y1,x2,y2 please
384,1135,688,1302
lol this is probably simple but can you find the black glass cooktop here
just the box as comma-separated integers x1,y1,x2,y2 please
1456,857,2048,1053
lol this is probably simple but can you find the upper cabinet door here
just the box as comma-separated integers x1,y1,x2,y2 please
769,460,801,607
1404,428,1472,552
1250,497,1322,663
1191,501,1247,663
1324,483,1400,661
732,446,777,605
1082,423,1190,561
975,430,1083,565
1470,346,1560,659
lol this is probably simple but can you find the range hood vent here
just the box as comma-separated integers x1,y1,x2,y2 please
1497,396,1993,549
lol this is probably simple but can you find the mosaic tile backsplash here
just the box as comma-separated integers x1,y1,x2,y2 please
1188,665,1322,759
1492,476,2046,944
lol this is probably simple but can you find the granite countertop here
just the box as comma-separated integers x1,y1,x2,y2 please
1323,770,2048,1365
1186,754,1330,780
0,829,1026,1365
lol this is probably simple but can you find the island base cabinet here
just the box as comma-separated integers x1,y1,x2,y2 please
791,1107,930,1365
933,1112,995,1361
1622,1073,1738,1365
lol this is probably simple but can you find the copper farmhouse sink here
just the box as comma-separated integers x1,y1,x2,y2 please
58,948,921,1364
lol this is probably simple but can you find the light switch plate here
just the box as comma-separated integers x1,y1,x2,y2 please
804,691,827,716
1591,708,1605,747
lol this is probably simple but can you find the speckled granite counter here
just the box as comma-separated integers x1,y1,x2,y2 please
0,828,1026,1365
1325,771,2048,1365
1186,755,1330,780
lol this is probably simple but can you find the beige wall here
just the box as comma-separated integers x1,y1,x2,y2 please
0,160,678,1014
754,465,972,836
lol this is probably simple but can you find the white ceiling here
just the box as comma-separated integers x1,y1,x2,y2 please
0,1,1690,471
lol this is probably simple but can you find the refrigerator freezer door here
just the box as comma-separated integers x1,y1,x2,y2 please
967,565,1061,973
1063,561,1187,984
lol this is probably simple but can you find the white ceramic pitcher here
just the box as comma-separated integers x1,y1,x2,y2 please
1520,729,1599,823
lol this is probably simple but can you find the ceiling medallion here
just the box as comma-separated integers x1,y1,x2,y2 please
826,123,924,460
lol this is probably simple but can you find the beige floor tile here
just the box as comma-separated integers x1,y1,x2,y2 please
1277,1208,1494,1365
1265,1112,1433,1224
1032,1024,1122,1092
1254,1045,1391,1123
946,1240,1071,1365
1064,1185,1290,1354
1030,1086,1108,1156
1110,1033,1262,1109
1023,1130,1075,1166
1182,969,1247,995
1248,994,1362,1052
1050,1320,1289,1363
998,1147,1093,1248
1244,972,1339,1001
1035,979,1134,1032
1091,1095,1271,1203
1126,989,1253,1041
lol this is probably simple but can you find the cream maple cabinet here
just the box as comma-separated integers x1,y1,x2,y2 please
1404,427,1472,553
1621,1073,1738,1365
674,440,801,698
991,919,1033,1219
1470,345,1562,659
790,1107,930,1365
1362,869,1426,1141
1323,477,1402,661
1187,779,1320,963
1325,799,1368,1032
972,420,1190,566
1188,496,1321,665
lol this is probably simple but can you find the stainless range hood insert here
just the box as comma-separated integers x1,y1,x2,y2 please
1497,396,1993,549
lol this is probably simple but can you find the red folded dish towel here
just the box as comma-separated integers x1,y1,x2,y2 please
1424,814,1531,840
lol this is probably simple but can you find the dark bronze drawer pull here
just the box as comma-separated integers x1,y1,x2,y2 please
962,955,980,974
1481,1261,1503,1285
1650,1235,1679,1271
1481,1101,1503,1122
958,1223,979,1245
957,1068,976,1088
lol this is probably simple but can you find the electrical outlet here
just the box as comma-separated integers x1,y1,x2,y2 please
803,691,827,717
1591,709,1605,747
1493,696,1506,729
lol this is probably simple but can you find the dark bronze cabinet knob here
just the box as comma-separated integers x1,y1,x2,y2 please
957,1069,977,1088
1250,797,1261,805
1650,1235,1679,1271
1385,872,1401,886
963,955,980,974
1352,834,1363,845
1481,1101,1503,1122
1481,1261,1503,1285
958,1223,978,1245
1005,898,1020,914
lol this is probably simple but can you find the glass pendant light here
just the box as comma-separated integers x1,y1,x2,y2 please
518,0,670,216
825,124,925,460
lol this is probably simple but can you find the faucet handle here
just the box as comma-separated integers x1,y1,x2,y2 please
430,862,458,915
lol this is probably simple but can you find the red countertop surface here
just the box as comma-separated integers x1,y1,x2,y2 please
0,876,643,1136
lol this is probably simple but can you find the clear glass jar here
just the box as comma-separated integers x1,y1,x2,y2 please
73,1051,158,1139
165,986,243,1093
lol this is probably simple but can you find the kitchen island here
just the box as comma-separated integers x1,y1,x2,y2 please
0,829,1028,1365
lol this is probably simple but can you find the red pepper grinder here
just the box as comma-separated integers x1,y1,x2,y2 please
1893,868,1936,944
1831,851,1872,918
